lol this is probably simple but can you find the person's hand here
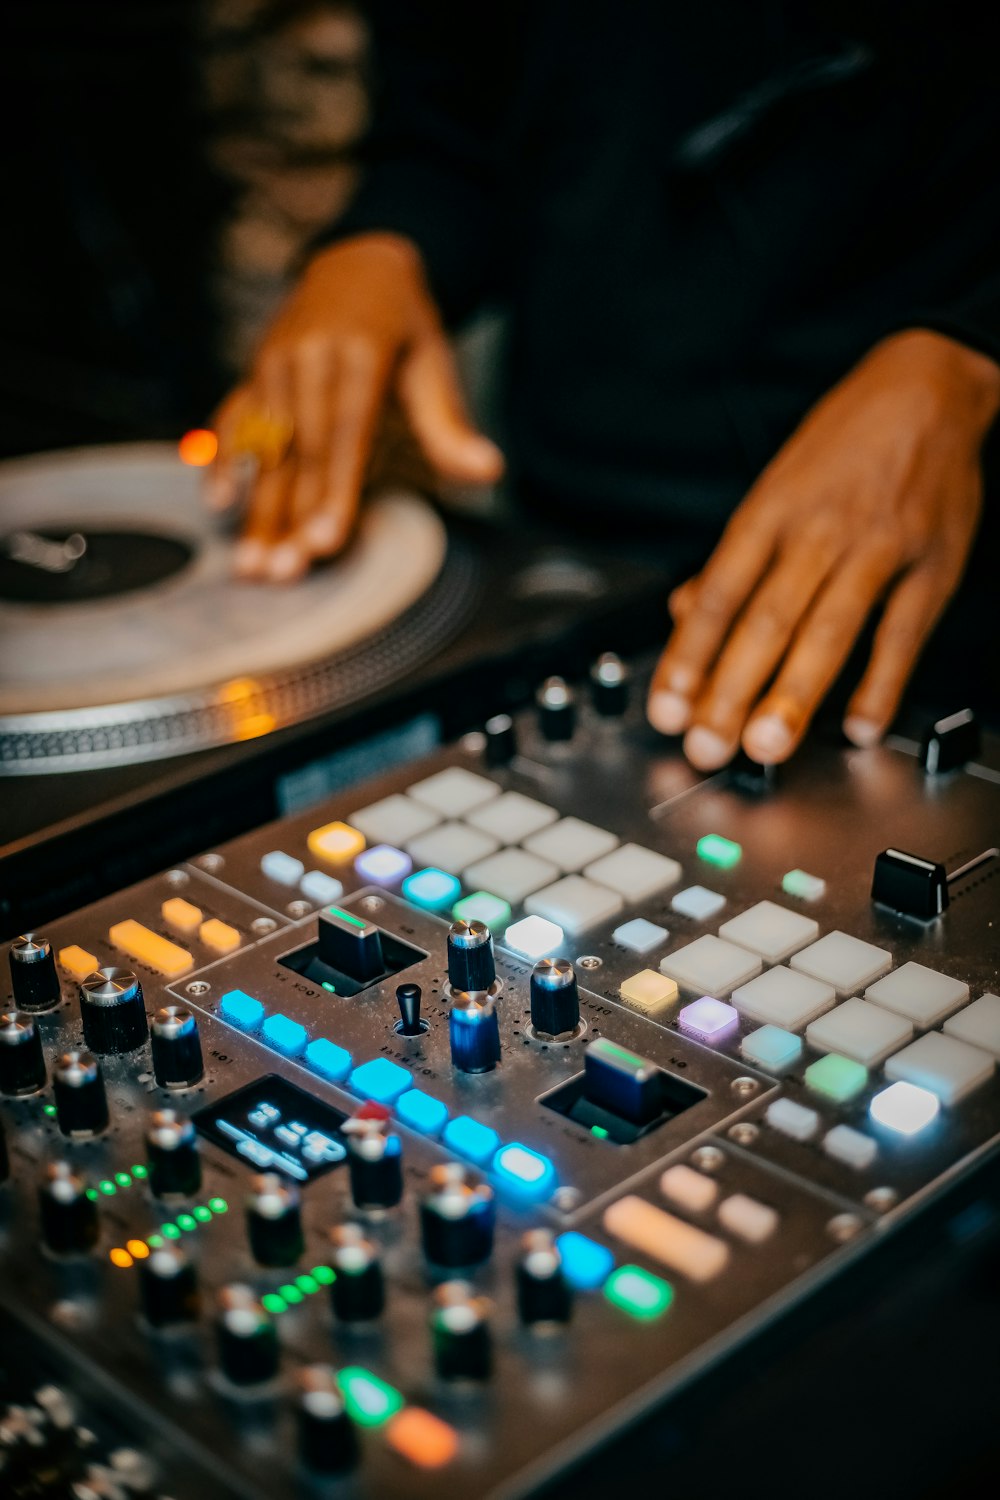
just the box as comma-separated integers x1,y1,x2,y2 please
209,232,504,581
647,329,1000,767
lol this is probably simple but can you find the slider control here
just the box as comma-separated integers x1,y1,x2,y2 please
920,708,980,774
317,906,384,983
871,848,949,920
584,1037,665,1125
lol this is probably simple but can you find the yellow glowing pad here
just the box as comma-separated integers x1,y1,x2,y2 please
199,918,241,955
307,820,366,864
58,944,99,981
620,969,679,1014
161,897,203,933
109,919,193,977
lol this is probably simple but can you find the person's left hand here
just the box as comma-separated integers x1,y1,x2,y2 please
647,329,1000,768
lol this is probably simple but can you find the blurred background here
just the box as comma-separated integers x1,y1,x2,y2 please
0,0,369,459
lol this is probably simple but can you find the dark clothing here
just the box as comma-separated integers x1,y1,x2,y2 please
324,2,1000,537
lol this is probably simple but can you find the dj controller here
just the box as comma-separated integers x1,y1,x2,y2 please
1,654,998,1499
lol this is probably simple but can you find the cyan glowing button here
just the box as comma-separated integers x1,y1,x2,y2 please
220,989,264,1028
355,844,413,886
604,1264,673,1320
492,1142,556,1202
305,1038,353,1082
396,1088,449,1136
679,995,739,1040
741,1024,802,1072
504,914,564,960
869,1080,940,1137
442,1114,500,1167
452,891,512,929
697,834,742,869
261,1013,307,1055
556,1231,614,1290
350,1057,413,1105
403,867,462,911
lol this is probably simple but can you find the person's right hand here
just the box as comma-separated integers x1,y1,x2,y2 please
209,232,504,581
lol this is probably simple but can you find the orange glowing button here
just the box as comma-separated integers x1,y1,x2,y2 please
178,428,218,467
109,920,193,978
307,821,366,865
58,944,99,981
109,1248,134,1269
199,918,241,955
161,897,203,934
127,1239,150,1259
385,1408,459,1470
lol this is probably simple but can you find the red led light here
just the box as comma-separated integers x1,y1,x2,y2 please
178,429,218,467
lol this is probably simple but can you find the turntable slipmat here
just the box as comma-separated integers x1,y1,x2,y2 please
0,445,477,773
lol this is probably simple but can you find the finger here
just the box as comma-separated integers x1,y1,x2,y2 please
681,535,844,769
206,386,253,510
235,356,302,580
668,578,698,620
842,560,962,747
740,542,902,762
396,333,505,482
296,342,390,560
285,341,339,541
647,505,782,734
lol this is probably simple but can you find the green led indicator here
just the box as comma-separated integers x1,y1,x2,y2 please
295,1274,319,1296
86,1188,99,1201
161,1223,181,1240
115,1171,132,1188
43,1103,58,1118
310,1265,335,1286
208,1197,228,1214
337,1367,404,1428
321,981,338,994
130,1163,148,1180
328,904,367,930
596,1038,645,1070
604,1265,674,1321
452,891,512,930
147,1234,164,1249
262,1293,287,1316
804,1052,868,1104
591,1125,609,1139
278,1283,304,1305
193,1205,212,1223
99,1179,117,1196
176,1213,197,1232
782,868,825,902
697,833,742,869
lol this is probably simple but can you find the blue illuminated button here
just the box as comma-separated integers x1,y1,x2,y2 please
402,867,462,912
354,845,413,886
305,1038,353,1082
556,1231,614,1290
220,989,265,1028
492,1142,556,1202
299,870,344,905
350,1057,413,1105
442,1115,501,1167
262,1013,308,1055
396,1088,449,1136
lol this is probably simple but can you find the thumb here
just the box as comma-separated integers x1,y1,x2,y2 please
395,332,504,483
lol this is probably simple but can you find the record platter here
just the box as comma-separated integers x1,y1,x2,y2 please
0,444,480,773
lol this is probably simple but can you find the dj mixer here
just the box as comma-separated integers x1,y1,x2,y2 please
1,660,998,1499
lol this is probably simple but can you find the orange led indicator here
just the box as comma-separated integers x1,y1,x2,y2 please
307,821,366,865
178,428,218,467
109,1248,134,1269
385,1408,459,1470
127,1239,150,1259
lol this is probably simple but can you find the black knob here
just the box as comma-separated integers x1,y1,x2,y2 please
317,906,384,983
8,935,61,1013
589,653,629,716
584,1036,665,1125
329,1224,385,1322
216,1285,279,1386
146,1110,201,1199
536,676,576,741
483,712,517,767
871,847,949,920
0,1117,8,1183
80,967,148,1055
420,1163,495,1268
53,1050,108,1136
297,1366,359,1475
530,958,580,1039
246,1172,303,1266
921,708,980,774
0,1011,46,1096
396,983,423,1037
139,1242,200,1329
39,1161,99,1255
449,989,501,1073
345,1117,403,1211
151,1006,204,1089
431,1281,492,1381
516,1229,572,1326
447,920,496,992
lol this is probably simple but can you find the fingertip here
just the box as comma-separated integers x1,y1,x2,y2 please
683,726,738,771
267,541,308,583
647,690,691,736
301,510,351,558
742,713,794,764
232,538,266,578
842,714,884,748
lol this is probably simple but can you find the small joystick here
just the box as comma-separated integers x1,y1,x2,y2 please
396,983,423,1037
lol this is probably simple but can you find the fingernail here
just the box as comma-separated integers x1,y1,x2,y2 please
743,714,792,762
233,539,265,576
666,665,698,696
647,690,691,735
843,715,883,748
268,541,305,582
303,514,342,552
684,726,736,770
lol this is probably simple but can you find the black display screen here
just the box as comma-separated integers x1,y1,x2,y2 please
194,1074,348,1183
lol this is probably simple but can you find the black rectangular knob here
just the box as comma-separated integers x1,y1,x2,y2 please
317,907,385,982
584,1038,665,1124
921,709,980,774
871,848,949,920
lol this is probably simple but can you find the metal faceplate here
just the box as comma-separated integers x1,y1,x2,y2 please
0,688,997,1499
